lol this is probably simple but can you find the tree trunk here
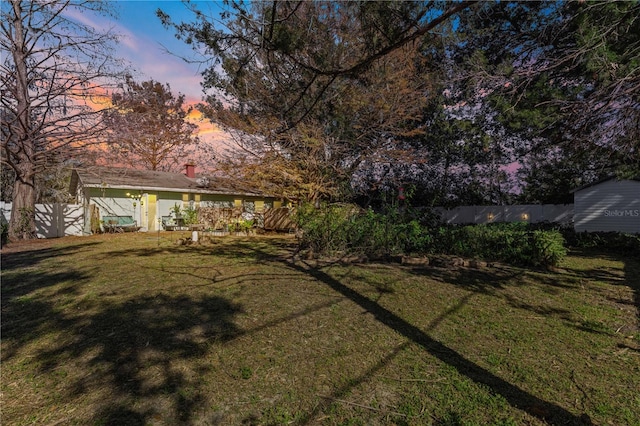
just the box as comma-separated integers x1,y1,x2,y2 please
8,175,37,240
7,0,37,240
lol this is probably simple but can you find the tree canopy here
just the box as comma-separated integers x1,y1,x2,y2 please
159,1,475,203
159,0,639,207
454,1,640,194
103,77,200,172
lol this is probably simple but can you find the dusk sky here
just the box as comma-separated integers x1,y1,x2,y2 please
112,1,212,102
98,1,231,150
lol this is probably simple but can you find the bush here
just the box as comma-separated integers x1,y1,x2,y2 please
295,203,430,258
182,206,198,225
529,229,567,266
562,230,640,256
295,203,355,255
429,223,566,267
346,207,427,257
295,205,567,266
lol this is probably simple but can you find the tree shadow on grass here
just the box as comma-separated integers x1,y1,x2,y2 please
415,264,525,294
416,263,627,334
297,292,475,424
282,258,593,425
1,260,93,362
98,236,294,264
1,241,101,270
2,247,248,424
621,253,640,342
3,236,600,424
166,239,594,424
37,293,242,424
562,249,640,335
560,248,629,283
1,242,101,302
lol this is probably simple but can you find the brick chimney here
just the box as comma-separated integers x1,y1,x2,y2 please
185,163,195,178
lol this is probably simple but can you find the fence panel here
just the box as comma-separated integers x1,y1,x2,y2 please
264,207,295,231
63,204,85,236
541,204,574,224
0,202,84,238
433,204,574,225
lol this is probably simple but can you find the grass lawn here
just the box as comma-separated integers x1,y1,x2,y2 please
1,232,639,425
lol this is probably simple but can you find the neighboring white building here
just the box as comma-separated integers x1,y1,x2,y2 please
573,177,640,234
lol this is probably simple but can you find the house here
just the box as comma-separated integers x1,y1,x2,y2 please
69,165,283,234
572,177,640,234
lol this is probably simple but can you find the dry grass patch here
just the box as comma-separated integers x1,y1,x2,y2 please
1,233,639,425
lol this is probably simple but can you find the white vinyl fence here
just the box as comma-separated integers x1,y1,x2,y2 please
0,201,576,239
1,202,84,238
433,204,574,225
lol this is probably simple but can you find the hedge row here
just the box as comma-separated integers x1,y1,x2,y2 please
295,205,567,267
431,223,566,266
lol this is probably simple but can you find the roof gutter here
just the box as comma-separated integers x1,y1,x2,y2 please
81,183,271,198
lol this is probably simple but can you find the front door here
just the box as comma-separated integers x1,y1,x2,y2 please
146,194,157,231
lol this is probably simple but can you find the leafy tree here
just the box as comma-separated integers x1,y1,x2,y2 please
516,147,582,205
160,1,473,128
1,0,125,239
162,0,639,208
455,1,640,186
103,77,200,172
159,1,475,202
209,43,438,203
350,71,525,208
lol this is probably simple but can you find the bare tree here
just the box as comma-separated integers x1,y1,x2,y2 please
103,77,200,172
1,0,125,240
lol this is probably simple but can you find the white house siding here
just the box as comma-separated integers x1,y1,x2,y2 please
83,188,275,233
87,188,139,218
574,179,640,234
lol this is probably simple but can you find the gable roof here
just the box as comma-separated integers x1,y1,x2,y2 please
70,166,270,198
570,175,640,193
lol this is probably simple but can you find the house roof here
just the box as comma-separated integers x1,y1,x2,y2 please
70,166,270,198
570,175,640,193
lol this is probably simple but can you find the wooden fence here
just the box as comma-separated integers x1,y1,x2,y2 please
264,207,296,232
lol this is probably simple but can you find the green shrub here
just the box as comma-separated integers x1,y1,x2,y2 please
182,206,198,225
295,203,430,258
561,230,640,256
429,223,566,267
295,203,355,255
237,219,254,234
346,207,422,257
295,205,567,266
